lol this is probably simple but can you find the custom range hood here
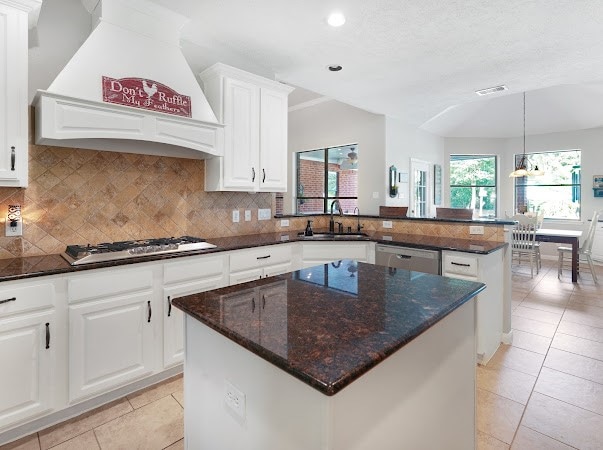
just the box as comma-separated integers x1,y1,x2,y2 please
33,0,223,159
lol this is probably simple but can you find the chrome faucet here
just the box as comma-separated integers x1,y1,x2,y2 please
353,206,363,232
329,200,343,233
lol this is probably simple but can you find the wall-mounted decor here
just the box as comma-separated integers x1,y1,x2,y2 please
389,165,398,197
434,164,442,205
593,176,603,197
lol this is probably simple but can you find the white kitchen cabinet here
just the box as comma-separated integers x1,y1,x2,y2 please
229,244,295,285
301,241,375,268
200,63,294,192
67,267,156,403
442,250,503,365
0,281,58,431
162,254,228,368
0,1,40,186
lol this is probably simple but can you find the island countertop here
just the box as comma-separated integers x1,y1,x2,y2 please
172,260,485,396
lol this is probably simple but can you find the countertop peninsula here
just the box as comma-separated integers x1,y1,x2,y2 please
172,260,485,396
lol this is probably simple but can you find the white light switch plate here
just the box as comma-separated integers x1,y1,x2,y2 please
232,210,240,223
244,210,251,221
280,219,290,227
382,220,393,229
469,225,484,235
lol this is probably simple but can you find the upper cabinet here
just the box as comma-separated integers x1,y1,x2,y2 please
0,1,40,187
200,63,294,192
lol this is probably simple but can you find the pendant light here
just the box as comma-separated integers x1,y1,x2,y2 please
509,92,544,178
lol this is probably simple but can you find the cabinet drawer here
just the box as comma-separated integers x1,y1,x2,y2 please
0,282,55,317
164,254,226,285
442,253,478,277
68,268,153,303
229,244,292,272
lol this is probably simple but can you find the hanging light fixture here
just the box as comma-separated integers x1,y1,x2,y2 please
347,147,358,163
509,92,544,178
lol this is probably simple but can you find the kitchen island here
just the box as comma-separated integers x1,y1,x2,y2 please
173,261,485,450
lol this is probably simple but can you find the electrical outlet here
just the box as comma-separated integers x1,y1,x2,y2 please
258,208,271,220
224,380,245,420
244,210,251,221
382,235,393,241
280,219,290,227
469,225,484,235
382,220,393,229
232,210,240,223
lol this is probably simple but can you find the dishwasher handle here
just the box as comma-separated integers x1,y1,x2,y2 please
396,254,412,259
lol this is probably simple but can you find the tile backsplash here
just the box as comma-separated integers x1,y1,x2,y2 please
0,144,276,259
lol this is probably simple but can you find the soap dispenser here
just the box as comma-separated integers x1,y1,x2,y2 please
304,220,314,236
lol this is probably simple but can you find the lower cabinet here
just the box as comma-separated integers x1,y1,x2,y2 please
163,255,228,368
67,267,156,403
442,250,503,365
229,244,295,285
0,281,59,432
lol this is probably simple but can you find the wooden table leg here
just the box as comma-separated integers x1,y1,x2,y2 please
571,238,579,282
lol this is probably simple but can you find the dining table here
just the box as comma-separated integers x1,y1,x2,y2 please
535,228,582,282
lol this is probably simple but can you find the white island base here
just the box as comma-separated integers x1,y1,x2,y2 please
183,300,476,450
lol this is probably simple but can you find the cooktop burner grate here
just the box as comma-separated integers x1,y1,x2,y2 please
63,236,216,265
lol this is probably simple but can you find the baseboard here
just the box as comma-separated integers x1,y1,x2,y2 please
501,330,513,345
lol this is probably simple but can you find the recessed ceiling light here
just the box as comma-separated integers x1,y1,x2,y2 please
327,12,346,27
328,65,343,72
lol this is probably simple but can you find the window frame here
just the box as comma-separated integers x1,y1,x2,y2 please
449,154,498,218
513,149,581,220
296,146,358,214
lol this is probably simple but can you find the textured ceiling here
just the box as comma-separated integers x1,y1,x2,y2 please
31,0,603,138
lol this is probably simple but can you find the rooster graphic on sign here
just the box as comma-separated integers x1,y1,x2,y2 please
142,80,158,99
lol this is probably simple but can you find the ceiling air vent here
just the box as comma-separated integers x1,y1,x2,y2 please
475,85,508,96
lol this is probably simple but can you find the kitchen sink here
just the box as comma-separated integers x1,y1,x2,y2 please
297,232,370,240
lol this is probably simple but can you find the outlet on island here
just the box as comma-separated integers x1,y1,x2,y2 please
224,380,245,420
232,210,240,223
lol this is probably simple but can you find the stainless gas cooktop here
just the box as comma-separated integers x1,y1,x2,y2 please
62,236,217,265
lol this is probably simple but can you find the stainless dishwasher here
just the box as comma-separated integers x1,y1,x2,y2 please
375,244,441,275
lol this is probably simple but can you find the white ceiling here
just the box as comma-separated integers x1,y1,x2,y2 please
30,0,603,138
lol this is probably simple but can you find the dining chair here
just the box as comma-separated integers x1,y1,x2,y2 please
558,210,601,284
510,214,539,277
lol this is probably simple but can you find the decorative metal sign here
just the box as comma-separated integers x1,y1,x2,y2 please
102,76,192,117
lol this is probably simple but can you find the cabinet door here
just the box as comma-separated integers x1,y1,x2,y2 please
0,4,28,186
222,77,259,190
259,88,288,191
69,292,155,402
0,309,55,429
229,268,263,285
163,277,226,368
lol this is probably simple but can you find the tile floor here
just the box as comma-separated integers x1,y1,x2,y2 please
2,259,602,449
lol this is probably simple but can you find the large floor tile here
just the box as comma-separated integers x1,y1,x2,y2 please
562,305,603,328
557,320,603,343
127,375,183,409
520,299,567,315
513,306,562,325
511,426,575,449
172,390,184,409
47,431,99,450
0,434,40,450
522,392,603,449
488,345,545,377
511,329,551,355
477,388,525,445
38,399,133,450
570,294,603,308
534,367,603,415
94,395,183,450
552,333,603,362
524,290,571,306
477,365,536,405
477,430,510,450
164,439,184,450
544,347,603,385
511,315,557,338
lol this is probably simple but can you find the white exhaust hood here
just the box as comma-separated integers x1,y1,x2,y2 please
33,0,223,159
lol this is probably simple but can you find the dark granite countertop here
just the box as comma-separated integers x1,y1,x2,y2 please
0,231,506,282
276,213,516,225
172,260,485,396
